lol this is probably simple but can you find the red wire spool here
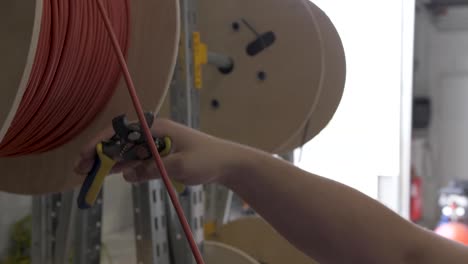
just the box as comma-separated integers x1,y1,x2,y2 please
0,0,180,194
0,0,129,157
0,1,204,260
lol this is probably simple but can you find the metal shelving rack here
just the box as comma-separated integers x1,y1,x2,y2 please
74,191,104,264
132,180,171,263
31,193,63,264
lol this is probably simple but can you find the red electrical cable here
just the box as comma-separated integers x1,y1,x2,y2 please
96,1,206,263
0,0,129,157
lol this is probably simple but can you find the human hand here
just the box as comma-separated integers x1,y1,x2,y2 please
74,118,249,186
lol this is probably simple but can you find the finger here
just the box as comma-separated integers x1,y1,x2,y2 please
74,155,140,176
122,164,159,183
123,153,183,183
73,158,95,175
123,161,161,183
74,126,117,175
110,160,141,173
122,168,138,182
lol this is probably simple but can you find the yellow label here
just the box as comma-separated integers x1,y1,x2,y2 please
204,221,217,238
193,32,207,89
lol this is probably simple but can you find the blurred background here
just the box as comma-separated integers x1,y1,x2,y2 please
296,0,468,244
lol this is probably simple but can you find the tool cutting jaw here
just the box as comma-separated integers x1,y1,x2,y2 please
112,112,154,144
107,112,171,161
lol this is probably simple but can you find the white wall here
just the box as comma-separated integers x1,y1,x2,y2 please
412,6,468,227
102,175,134,236
297,0,414,216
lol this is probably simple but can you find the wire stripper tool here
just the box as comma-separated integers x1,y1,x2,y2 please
77,112,185,209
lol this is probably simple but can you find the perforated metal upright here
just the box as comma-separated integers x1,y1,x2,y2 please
166,0,205,263
32,193,62,264
74,190,104,264
132,180,171,264
32,189,95,264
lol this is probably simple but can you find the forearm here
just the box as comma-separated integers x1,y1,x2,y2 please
221,149,428,264
98,119,468,263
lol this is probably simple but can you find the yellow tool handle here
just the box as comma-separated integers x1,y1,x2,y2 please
77,137,186,209
160,136,186,194
77,143,116,209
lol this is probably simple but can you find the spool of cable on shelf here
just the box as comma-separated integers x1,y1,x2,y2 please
0,0,180,194
196,0,326,153
275,1,346,154
0,0,129,157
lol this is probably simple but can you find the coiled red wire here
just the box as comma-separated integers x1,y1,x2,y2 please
0,0,206,262
0,0,129,156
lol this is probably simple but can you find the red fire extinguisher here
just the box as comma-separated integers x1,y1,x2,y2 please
410,167,423,222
